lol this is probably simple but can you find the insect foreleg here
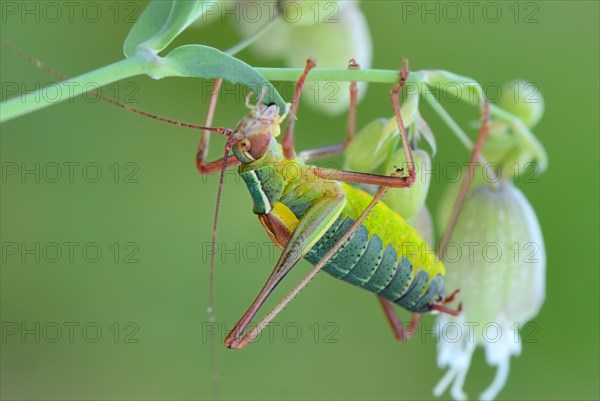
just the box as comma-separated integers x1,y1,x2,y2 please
282,59,317,159
303,60,417,188
195,78,242,175
390,58,416,178
298,59,360,162
224,195,346,349
311,167,416,188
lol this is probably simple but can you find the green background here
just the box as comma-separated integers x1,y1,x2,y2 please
1,1,598,400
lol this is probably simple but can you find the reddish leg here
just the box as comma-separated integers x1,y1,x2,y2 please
439,95,490,254
298,59,360,162
196,78,240,174
430,95,490,318
378,297,422,341
282,59,317,159
431,289,463,316
432,90,491,319
390,58,415,174
443,288,460,304
225,181,397,349
303,60,417,188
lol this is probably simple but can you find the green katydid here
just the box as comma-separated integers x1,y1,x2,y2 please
2,41,490,350
195,58,490,349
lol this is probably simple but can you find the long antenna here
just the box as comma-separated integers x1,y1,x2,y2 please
208,143,231,400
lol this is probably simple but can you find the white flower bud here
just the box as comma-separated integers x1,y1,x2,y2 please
279,0,349,26
434,182,546,401
383,148,432,220
285,1,372,115
343,117,393,172
233,8,291,60
233,2,372,115
408,205,434,247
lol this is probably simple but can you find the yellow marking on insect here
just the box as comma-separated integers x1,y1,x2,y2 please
272,202,299,232
340,183,445,280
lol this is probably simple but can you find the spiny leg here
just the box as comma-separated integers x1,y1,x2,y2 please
390,58,415,177
282,59,317,159
303,60,417,188
196,78,241,174
378,297,422,341
433,92,492,316
224,194,346,348
298,59,360,162
346,59,359,145
439,98,490,254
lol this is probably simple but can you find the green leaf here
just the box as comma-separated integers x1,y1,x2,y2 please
160,44,286,110
124,0,210,57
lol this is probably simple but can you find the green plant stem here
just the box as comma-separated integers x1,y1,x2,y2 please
0,55,548,173
256,68,402,83
489,104,548,171
417,73,547,173
0,56,153,123
0,65,410,123
424,95,474,151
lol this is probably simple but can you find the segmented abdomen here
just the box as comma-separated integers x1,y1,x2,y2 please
304,214,444,313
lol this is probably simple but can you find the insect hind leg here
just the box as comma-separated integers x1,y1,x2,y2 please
378,296,422,342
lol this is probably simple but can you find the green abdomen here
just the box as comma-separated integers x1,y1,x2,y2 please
304,185,445,313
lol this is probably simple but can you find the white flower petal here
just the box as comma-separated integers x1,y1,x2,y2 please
286,2,373,115
434,183,546,400
482,324,522,366
480,356,511,401
433,367,459,398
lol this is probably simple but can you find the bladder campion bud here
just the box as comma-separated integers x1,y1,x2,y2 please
408,205,435,247
286,1,372,115
383,148,432,220
278,0,347,26
235,2,372,115
421,70,484,106
434,182,546,401
497,80,544,129
343,118,393,173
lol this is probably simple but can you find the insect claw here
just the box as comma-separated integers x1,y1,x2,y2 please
443,288,461,304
